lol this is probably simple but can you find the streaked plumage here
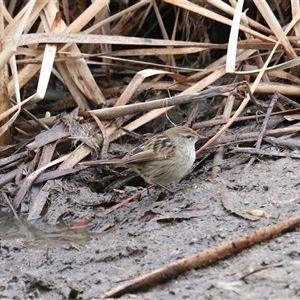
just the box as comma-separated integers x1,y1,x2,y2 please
81,126,199,186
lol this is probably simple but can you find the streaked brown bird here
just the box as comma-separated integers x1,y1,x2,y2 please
81,126,199,190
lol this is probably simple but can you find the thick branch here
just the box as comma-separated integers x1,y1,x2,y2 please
104,216,300,298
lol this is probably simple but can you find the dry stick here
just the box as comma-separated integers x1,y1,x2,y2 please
104,216,300,298
152,0,176,68
230,147,300,159
15,116,56,131
27,144,91,221
103,186,151,216
277,93,300,108
0,151,28,168
12,33,272,48
0,168,19,188
256,94,278,149
88,112,108,159
80,82,247,120
264,136,300,150
240,263,283,282
15,107,300,133
16,168,84,186
244,94,278,170
212,126,300,147
10,99,50,131
13,154,71,209
193,107,300,129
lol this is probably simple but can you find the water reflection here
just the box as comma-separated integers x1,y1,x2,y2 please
0,210,91,247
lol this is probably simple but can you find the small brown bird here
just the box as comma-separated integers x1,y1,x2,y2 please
81,126,199,190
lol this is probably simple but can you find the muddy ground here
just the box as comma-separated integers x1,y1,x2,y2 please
1,156,300,299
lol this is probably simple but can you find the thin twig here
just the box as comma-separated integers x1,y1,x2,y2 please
240,263,283,282
230,147,300,159
2,191,35,241
209,126,300,150
193,107,300,129
256,94,278,149
244,94,278,170
276,92,300,108
103,186,152,215
88,112,107,158
264,136,300,150
10,98,50,130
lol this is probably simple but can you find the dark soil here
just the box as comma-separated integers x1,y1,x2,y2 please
1,157,300,299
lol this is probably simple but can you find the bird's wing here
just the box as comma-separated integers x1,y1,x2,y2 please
124,149,170,164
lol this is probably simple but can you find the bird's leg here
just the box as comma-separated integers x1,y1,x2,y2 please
154,182,181,194
145,184,155,195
